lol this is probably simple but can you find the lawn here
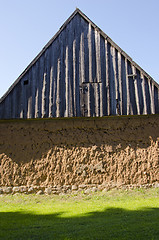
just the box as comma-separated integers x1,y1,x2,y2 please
0,188,159,240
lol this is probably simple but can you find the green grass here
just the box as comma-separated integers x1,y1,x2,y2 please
0,188,159,240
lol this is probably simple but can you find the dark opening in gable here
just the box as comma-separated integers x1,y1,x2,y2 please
23,80,29,85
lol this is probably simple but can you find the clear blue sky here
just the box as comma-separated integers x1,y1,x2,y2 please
0,0,159,98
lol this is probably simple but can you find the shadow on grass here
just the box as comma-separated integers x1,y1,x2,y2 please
0,207,159,240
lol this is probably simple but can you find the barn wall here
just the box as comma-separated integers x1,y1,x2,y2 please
0,12,159,119
0,115,158,187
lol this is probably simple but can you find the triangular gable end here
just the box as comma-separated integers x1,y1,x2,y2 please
0,8,159,119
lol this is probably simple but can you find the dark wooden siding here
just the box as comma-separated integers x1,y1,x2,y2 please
0,10,159,119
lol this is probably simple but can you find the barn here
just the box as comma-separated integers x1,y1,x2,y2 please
0,8,159,119
0,9,159,191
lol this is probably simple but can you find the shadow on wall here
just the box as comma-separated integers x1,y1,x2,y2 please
0,116,158,164
0,207,159,239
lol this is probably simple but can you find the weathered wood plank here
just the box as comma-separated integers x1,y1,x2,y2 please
113,47,118,115
105,39,110,115
41,72,47,118
73,39,76,116
118,51,122,115
88,23,92,83
148,79,155,114
49,66,53,117
125,59,130,115
65,45,69,117
56,58,61,117
80,32,85,84
95,29,101,83
151,81,155,114
99,83,103,116
133,66,140,115
141,73,147,115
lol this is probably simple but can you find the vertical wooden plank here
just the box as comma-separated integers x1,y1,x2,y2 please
88,23,92,83
151,81,155,114
35,87,39,118
59,28,66,117
45,49,51,117
68,21,74,117
95,29,101,83
48,45,53,118
34,65,38,118
56,58,61,117
154,85,158,113
118,51,122,115
83,83,89,117
12,86,16,118
49,66,53,117
73,39,76,116
94,83,99,116
27,96,32,118
50,42,56,117
34,61,39,118
125,59,130,115
2,101,5,119
5,95,10,119
91,27,96,83
74,14,80,116
113,48,118,100
20,83,24,119
87,83,91,116
8,95,12,118
65,45,69,117
27,70,32,118
80,32,85,84
99,83,103,116
100,36,106,116
17,83,22,118
121,55,127,115
41,72,47,118
110,45,116,115
105,39,110,115
113,47,118,115
52,58,57,118
141,73,147,115
83,19,89,84
38,55,44,118
144,77,150,114
22,78,27,118
148,78,152,114
148,79,155,114
3,99,6,119
31,65,36,118
133,66,140,115
19,78,24,119
35,59,40,118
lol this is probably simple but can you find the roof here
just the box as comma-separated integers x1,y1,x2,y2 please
0,8,159,103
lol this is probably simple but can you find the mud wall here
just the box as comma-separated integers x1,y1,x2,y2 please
0,115,158,187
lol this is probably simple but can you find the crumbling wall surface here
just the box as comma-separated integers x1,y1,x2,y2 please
0,115,158,187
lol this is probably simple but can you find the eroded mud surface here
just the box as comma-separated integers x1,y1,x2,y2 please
0,115,158,187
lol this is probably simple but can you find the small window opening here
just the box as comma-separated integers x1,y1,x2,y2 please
24,80,29,85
